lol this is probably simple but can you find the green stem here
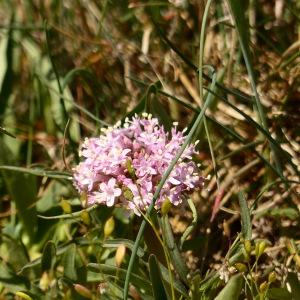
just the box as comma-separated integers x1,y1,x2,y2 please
123,72,217,299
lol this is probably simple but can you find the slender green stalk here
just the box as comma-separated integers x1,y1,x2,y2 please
199,0,212,104
44,21,68,129
26,97,34,166
226,1,284,179
198,0,220,190
123,72,217,299
0,165,72,180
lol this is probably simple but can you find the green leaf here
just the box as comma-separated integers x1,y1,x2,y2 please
41,241,56,272
149,254,168,300
160,215,189,285
159,263,188,298
269,208,299,220
0,126,16,138
0,264,29,294
62,243,77,281
267,288,292,300
227,0,283,178
1,235,30,276
0,15,14,118
238,191,252,240
62,67,92,91
0,165,72,180
0,141,37,239
102,239,145,257
215,274,244,300
87,263,152,295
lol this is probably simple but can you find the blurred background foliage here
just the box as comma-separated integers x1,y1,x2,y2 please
0,0,299,299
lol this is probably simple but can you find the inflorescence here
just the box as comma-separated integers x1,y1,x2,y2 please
73,114,204,215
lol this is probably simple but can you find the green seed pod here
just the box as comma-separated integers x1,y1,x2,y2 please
259,281,268,293
234,262,248,273
161,198,171,215
80,192,87,206
74,284,93,299
268,271,276,283
60,199,72,214
15,292,33,300
255,241,267,259
115,244,126,267
244,240,252,255
80,210,90,225
104,216,115,238
126,159,135,178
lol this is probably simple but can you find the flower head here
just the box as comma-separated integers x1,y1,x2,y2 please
73,115,204,215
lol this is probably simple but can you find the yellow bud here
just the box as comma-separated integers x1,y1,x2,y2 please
255,241,267,259
39,272,50,291
234,263,247,273
115,244,126,267
80,211,90,225
268,271,276,283
161,198,172,215
74,284,93,299
15,292,33,300
80,192,87,206
87,245,93,255
60,199,72,214
259,281,268,293
104,217,115,238
244,240,252,254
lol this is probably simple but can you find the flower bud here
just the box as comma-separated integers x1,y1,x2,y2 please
115,244,126,267
255,241,266,259
161,198,171,215
242,240,252,261
74,284,93,299
39,271,50,291
123,186,134,201
244,240,252,255
104,217,115,237
268,271,276,283
80,210,90,225
259,281,268,293
234,263,247,273
15,292,32,300
126,160,135,178
98,282,107,294
60,199,72,214
80,192,87,206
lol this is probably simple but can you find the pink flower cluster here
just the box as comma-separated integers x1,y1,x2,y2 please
73,114,204,215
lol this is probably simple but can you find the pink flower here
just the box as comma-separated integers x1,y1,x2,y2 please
73,114,204,215
98,178,121,207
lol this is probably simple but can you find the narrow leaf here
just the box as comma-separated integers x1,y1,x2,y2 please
87,263,152,294
161,215,189,285
0,141,37,239
238,191,252,240
149,254,168,300
62,243,77,281
227,0,283,178
0,15,14,117
215,274,244,300
41,241,56,272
